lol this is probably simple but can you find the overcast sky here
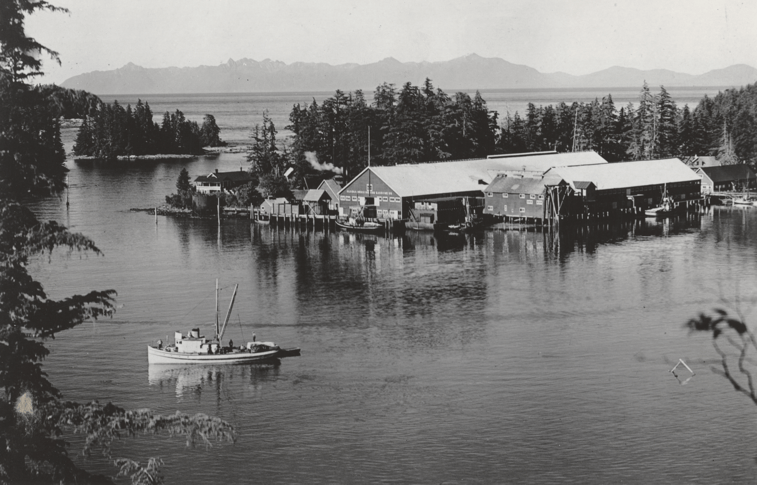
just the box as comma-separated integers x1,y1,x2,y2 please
26,0,757,85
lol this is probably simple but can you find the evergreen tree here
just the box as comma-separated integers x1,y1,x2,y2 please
677,105,695,156
656,86,678,158
200,114,224,147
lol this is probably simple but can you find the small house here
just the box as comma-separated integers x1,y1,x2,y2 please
317,179,342,214
194,168,254,194
303,189,331,215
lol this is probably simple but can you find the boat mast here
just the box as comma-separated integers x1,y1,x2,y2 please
215,278,219,340
219,284,239,341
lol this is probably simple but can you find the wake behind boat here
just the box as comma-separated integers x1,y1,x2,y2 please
147,281,300,365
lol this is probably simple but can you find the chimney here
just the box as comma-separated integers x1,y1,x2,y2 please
215,168,219,174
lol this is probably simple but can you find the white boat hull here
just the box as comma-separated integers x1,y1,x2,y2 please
147,345,282,364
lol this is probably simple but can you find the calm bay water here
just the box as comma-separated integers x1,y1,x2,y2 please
24,151,757,484
35,88,757,483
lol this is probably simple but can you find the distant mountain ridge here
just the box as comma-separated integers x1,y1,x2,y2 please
60,54,757,95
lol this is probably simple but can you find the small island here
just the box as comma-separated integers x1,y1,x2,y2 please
72,99,225,161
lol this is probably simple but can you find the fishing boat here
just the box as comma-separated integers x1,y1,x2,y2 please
645,184,677,218
335,217,384,234
336,204,384,234
147,281,300,365
732,193,755,206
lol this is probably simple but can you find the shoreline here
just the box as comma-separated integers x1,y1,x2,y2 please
70,145,251,161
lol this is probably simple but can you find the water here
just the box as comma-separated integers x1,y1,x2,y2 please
83,87,726,148
23,149,757,483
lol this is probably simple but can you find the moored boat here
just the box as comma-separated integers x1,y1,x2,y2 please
147,281,300,365
335,218,385,234
732,196,755,206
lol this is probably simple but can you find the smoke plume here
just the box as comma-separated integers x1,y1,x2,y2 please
305,151,343,174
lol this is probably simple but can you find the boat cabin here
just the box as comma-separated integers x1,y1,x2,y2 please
174,328,219,354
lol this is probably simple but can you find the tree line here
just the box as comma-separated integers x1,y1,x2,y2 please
245,80,757,189
497,82,757,164
73,100,224,160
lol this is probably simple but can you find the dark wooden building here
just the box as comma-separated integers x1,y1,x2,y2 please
698,165,756,191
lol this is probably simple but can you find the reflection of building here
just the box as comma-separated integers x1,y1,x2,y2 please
695,165,757,192
194,168,254,194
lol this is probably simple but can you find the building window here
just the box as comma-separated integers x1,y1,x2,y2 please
530,194,536,199
536,200,543,206
486,192,493,197
527,199,533,205
538,194,544,200
352,196,358,201
366,184,373,192
519,208,526,213
519,194,525,199
503,193,508,198
487,205,493,211
504,205,507,211
382,196,389,202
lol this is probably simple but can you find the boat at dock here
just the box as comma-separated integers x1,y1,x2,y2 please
147,281,300,365
732,195,756,206
335,218,385,234
645,185,678,218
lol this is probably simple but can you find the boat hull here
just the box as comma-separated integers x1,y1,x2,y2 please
335,220,384,233
147,345,298,364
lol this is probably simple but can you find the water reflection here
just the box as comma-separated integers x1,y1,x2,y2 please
148,363,281,402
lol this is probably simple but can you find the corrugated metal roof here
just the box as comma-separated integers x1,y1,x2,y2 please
551,159,700,191
700,165,756,183
573,181,594,190
485,173,562,194
304,189,327,202
353,152,607,197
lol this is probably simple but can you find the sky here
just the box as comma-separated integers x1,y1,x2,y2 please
25,0,757,85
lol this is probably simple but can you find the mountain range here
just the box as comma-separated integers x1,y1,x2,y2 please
60,54,757,95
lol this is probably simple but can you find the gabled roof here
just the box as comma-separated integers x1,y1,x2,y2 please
304,189,329,202
341,152,607,198
318,179,342,201
485,172,564,194
684,156,720,168
700,165,756,183
195,170,253,184
573,181,595,190
550,159,700,191
259,197,288,211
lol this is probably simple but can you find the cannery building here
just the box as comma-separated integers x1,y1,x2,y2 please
337,151,607,225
